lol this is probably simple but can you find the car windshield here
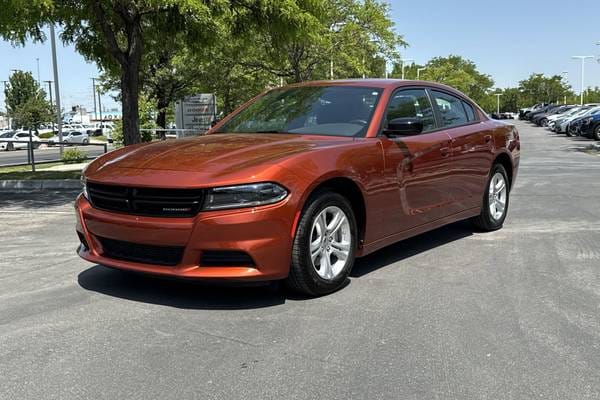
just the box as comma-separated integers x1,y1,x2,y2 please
216,86,382,137
0,132,14,138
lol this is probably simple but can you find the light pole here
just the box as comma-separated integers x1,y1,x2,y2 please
36,58,41,85
572,56,594,106
50,24,64,155
417,67,427,80
495,93,503,114
1,80,7,128
328,22,346,80
44,80,54,132
561,71,568,104
91,77,98,120
401,59,414,80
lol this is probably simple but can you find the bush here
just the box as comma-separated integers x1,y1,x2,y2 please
110,119,153,147
38,131,54,139
61,148,87,164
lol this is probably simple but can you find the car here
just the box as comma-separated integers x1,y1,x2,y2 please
519,103,546,120
48,130,90,145
533,105,576,127
566,107,600,137
75,80,520,296
554,106,600,134
0,130,41,151
528,104,562,123
578,113,600,140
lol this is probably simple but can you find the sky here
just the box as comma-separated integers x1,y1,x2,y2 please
2,0,600,112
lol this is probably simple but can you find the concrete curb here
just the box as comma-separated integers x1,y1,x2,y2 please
0,180,81,191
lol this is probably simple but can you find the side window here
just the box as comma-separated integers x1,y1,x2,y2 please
432,91,469,128
462,101,477,122
385,88,436,132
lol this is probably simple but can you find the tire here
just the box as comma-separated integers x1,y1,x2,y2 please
593,124,600,141
472,163,510,231
6,142,14,151
286,191,357,296
540,118,548,127
82,138,89,144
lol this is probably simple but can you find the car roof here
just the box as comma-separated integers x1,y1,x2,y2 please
287,79,466,93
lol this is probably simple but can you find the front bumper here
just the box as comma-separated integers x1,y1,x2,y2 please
75,194,296,281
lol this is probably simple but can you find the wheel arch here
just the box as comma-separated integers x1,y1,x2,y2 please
295,175,367,248
493,152,514,189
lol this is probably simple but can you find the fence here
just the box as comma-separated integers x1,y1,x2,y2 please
0,139,109,171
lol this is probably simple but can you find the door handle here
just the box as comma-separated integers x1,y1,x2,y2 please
440,146,450,157
484,135,492,143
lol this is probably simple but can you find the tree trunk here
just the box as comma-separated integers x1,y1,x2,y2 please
121,63,141,146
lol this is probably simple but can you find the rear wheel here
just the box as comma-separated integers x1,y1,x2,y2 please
82,138,89,144
540,118,548,127
472,164,510,231
286,191,356,296
6,142,14,151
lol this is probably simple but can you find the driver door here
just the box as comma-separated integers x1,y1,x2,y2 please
379,88,455,232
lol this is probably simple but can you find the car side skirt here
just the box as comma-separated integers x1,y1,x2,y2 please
357,207,481,257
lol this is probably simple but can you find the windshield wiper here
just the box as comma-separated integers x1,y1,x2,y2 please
252,130,293,134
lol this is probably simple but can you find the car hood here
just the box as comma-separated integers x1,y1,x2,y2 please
86,133,352,184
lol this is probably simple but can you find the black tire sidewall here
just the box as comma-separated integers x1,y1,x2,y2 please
291,191,357,295
594,124,600,141
481,164,510,229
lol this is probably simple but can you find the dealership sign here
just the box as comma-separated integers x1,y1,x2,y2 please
174,94,217,138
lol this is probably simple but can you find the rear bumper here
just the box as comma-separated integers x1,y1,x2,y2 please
75,194,296,281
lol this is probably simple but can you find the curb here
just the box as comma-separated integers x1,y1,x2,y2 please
0,180,81,191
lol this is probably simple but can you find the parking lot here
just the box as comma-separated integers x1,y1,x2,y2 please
1,120,599,399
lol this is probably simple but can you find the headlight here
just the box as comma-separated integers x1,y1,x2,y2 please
80,175,89,199
203,182,288,210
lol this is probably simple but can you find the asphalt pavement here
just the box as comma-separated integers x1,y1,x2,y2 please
1,121,600,399
0,144,109,166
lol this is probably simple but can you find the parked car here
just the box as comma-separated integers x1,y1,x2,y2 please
0,130,41,151
566,107,600,137
553,106,600,134
75,80,520,296
48,130,90,145
519,103,546,120
532,105,576,126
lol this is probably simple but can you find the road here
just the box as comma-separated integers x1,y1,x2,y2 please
0,144,109,166
1,121,600,399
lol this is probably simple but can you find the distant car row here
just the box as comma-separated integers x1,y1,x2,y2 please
0,121,115,150
519,103,600,140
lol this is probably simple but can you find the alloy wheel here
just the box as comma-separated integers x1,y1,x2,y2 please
309,206,351,280
488,172,507,221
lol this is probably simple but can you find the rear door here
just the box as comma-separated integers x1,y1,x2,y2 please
430,90,493,212
379,87,455,232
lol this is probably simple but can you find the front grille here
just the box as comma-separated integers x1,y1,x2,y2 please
99,236,184,266
87,182,204,217
201,250,255,266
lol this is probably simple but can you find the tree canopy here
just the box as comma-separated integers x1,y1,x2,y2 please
4,71,52,129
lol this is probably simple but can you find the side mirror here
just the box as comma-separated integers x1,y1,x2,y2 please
210,118,221,128
383,117,424,137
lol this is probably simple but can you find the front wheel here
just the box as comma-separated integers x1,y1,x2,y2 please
593,124,600,141
472,164,510,231
286,191,357,296
6,142,14,151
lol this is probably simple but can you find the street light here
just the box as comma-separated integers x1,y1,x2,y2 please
400,59,414,80
561,71,568,104
329,22,346,80
495,93,503,115
417,67,427,80
50,24,64,155
572,55,594,106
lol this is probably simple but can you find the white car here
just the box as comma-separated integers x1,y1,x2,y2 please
48,131,90,145
0,130,41,151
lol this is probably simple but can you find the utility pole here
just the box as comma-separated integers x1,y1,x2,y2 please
91,77,97,120
1,80,8,128
401,59,414,80
417,67,427,80
97,89,103,124
44,80,54,131
50,24,64,155
572,56,594,106
495,93,503,114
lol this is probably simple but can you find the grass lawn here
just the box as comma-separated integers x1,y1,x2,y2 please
0,163,82,180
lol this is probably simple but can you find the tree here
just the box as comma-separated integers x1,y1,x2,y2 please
1,0,322,145
4,71,51,128
518,73,571,105
418,55,494,104
243,0,405,82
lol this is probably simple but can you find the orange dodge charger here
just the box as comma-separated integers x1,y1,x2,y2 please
76,80,520,296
